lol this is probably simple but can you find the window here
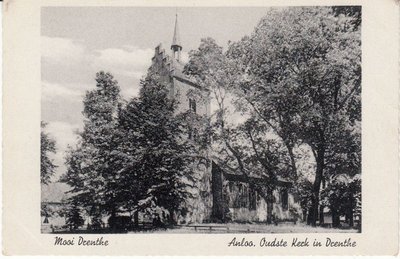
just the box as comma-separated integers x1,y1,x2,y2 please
281,189,289,211
188,127,192,140
193,128,199,141
188,127,199,141
233,183,242,208
241,185,248,208
249,189,257,211
228,182,234,193
189,99,196,113
226,182,233,207
230,183,254,209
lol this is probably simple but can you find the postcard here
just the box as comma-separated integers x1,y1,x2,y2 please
3,0,399,255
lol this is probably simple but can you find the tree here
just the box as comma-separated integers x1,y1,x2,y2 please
62,68,207,229
320,174,361,228
65,200,85,231
224,118,293,224
332,6,361,30
226,7,361,226
61,71,122,222
115,73,200,224
295,178,314,223
184,38,293,224
319,118,360,226
41,121,57,185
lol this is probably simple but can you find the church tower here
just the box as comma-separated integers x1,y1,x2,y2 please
148,13,212,224
171,14,182,62
149,13,210,120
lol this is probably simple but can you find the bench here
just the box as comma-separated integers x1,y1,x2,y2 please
274,218,297,225
186,225,230,232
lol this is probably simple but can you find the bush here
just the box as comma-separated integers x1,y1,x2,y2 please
108,215,134,232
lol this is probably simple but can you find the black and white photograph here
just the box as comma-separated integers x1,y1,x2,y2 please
40,6,362,234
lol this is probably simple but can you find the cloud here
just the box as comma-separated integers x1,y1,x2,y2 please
46,121,82,153
42,36,153,101
41,37,156,178
43,121,83,181
42,81,86,101
42,36,87,64
92,45,153,79
42,36,153,81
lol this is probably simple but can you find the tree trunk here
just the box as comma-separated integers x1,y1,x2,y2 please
348,209,354,227
285,143,298,180
134,210,139,229
331,209,340,228
211,162,225,222
310,198,319,227
169,210,176,225
266,188,274,224
303,209,307,222
310,145,325,227
307,208,313,225
319,205,324,225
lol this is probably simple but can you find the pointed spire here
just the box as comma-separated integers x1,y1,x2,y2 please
171,13,182,51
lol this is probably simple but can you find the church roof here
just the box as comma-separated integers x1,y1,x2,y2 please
211,159,293,188
41,182,70,203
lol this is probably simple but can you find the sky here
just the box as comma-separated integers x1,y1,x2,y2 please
41,7,274,192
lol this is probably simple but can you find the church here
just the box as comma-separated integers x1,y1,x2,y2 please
41,15,302,232
148,15,302,224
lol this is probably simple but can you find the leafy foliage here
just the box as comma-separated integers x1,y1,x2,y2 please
41,121,57,185
59,7,361,228
115,73,202,222
184,7,361,226
184,37,295,224
225,6,361,225
61,71,122,221
320,174,361,227
62,70,204,226
65,201,85,230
